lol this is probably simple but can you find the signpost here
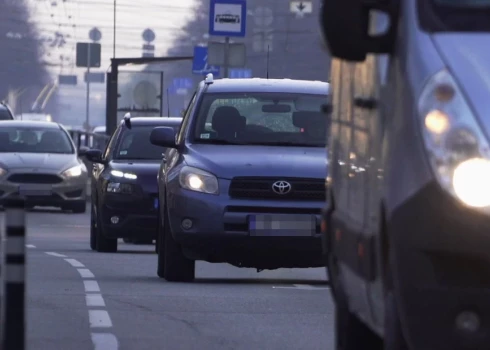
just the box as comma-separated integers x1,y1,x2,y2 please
76,28,102,131
289,1,313,17
142,29,156,58
192,46,220,76
208,0,246,77
229,68,252,79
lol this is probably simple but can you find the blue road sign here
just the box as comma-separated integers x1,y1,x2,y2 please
229,68,252,79
209,0,247,37
192,46,220,75
173,78,193,89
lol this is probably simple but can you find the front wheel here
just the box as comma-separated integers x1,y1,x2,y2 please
158,205,195,282
95,206,118,253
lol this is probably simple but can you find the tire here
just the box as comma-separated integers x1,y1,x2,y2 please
384,252,409,350
155,210,160,254
95,205,118,253
89,204,97,251
333,262,382,350
159,205,195,282
70,201,87,214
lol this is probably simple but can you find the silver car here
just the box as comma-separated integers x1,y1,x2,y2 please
0,120,88,212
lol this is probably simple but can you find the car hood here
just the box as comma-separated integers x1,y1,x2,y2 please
184,144,327,179
110,160,161,193
0,152,78,171
432,33,490,139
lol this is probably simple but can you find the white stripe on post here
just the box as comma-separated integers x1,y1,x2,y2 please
5,208,25,228
5,236,26,255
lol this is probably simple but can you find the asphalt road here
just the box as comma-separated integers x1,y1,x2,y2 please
0,205,334,350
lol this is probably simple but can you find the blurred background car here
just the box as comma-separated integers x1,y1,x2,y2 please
0,120,88,212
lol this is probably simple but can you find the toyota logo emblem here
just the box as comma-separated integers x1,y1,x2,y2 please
272,180,292,195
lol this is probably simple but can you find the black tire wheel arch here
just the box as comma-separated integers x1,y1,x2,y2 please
95,203,118,253
89,203,97,251
160,203,195,282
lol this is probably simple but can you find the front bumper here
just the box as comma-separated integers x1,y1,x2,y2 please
391,181,490,350
167,179,324,268
100,192,158,240
0,171,87,207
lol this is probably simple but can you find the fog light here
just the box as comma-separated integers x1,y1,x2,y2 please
110,216,119,224
181,218,193,230
455,311,480,333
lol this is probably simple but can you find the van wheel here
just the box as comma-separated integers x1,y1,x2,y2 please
160,205,195,282
335,291,382,350
384,253,409,350
331,254,381,349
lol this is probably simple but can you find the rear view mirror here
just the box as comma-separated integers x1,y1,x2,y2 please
262,104,291,113
150,127,177,148
85,149,106,164
320,0,398,62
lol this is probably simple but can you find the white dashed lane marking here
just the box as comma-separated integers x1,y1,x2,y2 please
86,294,106,307
64,258,85,268
45,252,67,258
272,284,330,290
26,244,36,248
84,280,101,293
78,268,95,278
44,251,118,349
89,310,113,328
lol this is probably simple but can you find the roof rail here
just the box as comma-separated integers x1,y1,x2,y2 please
204,73,214,85
123,112,131,128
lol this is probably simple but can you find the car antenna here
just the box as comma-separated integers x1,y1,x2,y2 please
166,88,170,118
266,45,270,79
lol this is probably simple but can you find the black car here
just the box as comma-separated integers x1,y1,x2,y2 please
84,116,182,253
0,102,14,120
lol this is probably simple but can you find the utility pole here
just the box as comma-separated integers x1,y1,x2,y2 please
85,43,91,131
223,37,230,78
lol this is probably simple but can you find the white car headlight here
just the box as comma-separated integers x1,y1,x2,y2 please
0,167,7,177
418,69,490,208
62,165,84,178
178,166,219,195
110,170,137,180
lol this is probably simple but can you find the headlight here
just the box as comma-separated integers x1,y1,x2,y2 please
0,167,7,177
62,165,84,178
110,170,137,180
418,69,490,208
178,166,219,195
106,182,134,194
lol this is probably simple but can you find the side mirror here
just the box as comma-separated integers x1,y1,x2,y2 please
320,0,398,62
150,127,177,148
78,146,90,156
84,149,106,164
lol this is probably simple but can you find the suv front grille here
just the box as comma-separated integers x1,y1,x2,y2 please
229,177,326,201
8,174,63,184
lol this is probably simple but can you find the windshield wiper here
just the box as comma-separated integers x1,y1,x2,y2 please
247,141,325,147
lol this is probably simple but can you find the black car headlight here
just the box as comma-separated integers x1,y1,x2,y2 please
106,182,134,194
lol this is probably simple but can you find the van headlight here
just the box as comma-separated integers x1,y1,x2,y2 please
418,69,490,208
178,166,219,195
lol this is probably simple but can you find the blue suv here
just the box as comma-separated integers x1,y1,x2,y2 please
151,75,329,282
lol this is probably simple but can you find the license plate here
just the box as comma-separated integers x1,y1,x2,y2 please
249,214,316,237
154,198,159,209
18,185,52,196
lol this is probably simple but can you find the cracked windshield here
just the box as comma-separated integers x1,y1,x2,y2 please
2,0,483,349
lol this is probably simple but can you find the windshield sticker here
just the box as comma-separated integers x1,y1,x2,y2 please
200,133,210,139
119,150,127,155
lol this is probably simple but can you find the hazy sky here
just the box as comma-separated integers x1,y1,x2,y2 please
28,0,197,76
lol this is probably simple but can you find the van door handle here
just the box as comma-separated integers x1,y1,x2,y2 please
354,97,378,110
